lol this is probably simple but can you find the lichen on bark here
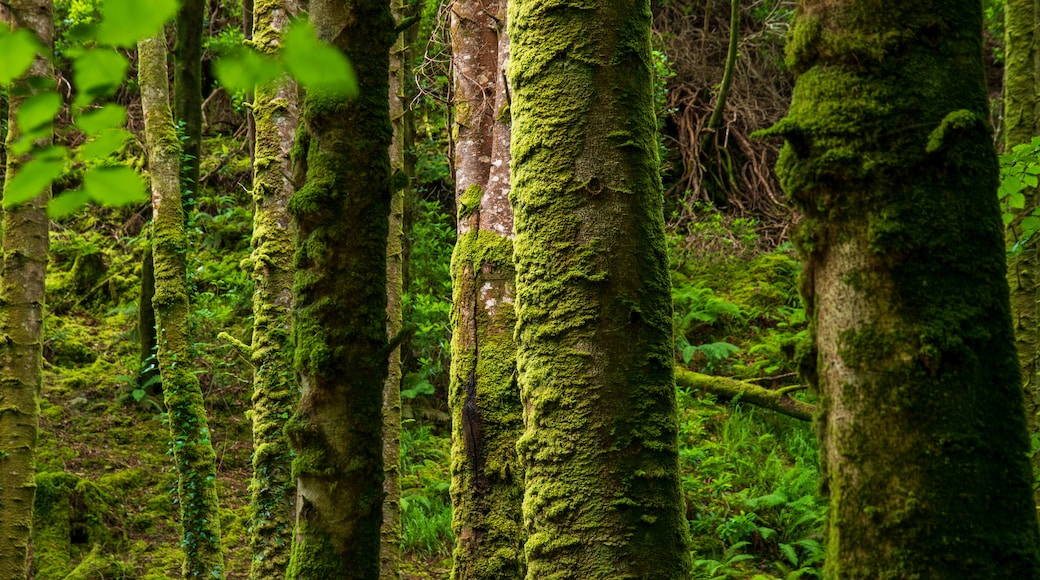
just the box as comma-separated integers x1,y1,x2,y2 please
139,32,225,580
246,0,300,577
284,0,395,577
448,1,526,577
761,1,1040,576
0,1,52,576
508,0,691,577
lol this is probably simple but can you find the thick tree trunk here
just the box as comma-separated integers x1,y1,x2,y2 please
284,0,395,577
448,0,526,578
381,0,418,576
764,1,1040,576
247,0,299,577
1004,0,1040,511
0,1,51,577
509,0,691,577
139,32,226,580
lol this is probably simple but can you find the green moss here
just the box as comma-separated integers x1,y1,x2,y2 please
33,472,125,579
458,184,482,220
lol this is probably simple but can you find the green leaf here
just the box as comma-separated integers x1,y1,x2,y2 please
76,104,127,133
779,543,799,566
282,21,358,97
213,47,282,94
1011,191,1027,210
4,158,64,208
1005,175,1024,196
79,128,132,160
82,166,147,206
1025,164,1040,175
16,92,62,134
96,0,180,47
48,190,91,218
0,27,42,86
1022,216,1040,235
73,49,129,106
1024,174,1039,188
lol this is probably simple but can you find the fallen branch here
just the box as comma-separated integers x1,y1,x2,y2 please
675,368,816,422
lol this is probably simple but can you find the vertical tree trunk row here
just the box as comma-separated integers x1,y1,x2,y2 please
0,1,51,577
139,31,226,580
767,1,1040,576
449,0,526,577
509,0,691,577
284,0,395,576
247,0,300,577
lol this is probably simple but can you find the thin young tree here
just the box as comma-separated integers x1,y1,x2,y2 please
139,31,226,579
448,0,525,578
1004,0,1040,507
246,0,299,577
509,0,691,576
762,0,1040,575
0,1,52,576
283,0,395,576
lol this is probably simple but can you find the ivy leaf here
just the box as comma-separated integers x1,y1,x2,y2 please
96,0,180,47
83,166,147,206
79,128,132,160
282,21,358,97
213,47,282,94
16,92,62,134
73,49,129,106
3,158,64,208
48,190,92,218
0,27,42,86
76,104,127,133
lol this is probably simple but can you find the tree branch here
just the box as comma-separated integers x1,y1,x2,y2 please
675,368,816,422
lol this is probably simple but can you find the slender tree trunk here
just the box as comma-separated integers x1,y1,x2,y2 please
175,0,204,195
764,1,1040,576
1004,0,1040,511
381,0,418,575
138,245,159,391
139,32,226,580
247,0,299,577
509,0,691,577
284,0,395,576
243,0,256,162
448,1,526,578
0,1,51,576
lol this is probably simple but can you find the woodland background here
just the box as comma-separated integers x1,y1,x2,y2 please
0,0,1020,578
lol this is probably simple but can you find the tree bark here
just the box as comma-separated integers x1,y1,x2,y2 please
448,0,526,578
509,0,691,577
1004,0,1040,512
764,1,1040,576
247,0,299,577
381,0,418,576
284,0,395,576
0,1,51,577
175,0,205,194
139,32,226,580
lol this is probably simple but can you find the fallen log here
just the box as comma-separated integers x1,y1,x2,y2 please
674,368,816,422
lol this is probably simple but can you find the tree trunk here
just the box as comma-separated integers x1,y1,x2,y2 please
381,0,418,576
138,245,159,391
139,32,226,580
509,0,691,577
0,1,51,576
1004,0,1040,511
247,0,299,577
284,0,395,576
764,1,1040,576
448,0,526,578
175,0,204,194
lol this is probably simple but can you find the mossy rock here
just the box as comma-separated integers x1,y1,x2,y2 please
34,471,126,579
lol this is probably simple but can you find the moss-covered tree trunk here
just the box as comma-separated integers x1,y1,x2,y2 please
448,1,525,578
1004,0,1040,511
139,32,226,580
763,1,1040,576
284,0,395,576
381,0,418,576
0,1,51,576
509,0,691,577
247,0,299,577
